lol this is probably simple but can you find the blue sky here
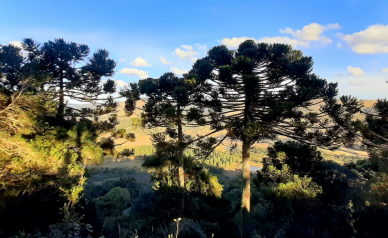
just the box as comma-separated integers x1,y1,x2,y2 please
1,0,388,99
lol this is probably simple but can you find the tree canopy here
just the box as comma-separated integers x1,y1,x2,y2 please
1,39,119,120
0,39,136,196
133,72,223,187
190,40,362,212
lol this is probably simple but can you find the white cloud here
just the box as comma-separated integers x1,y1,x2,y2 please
258,36,310,47
9,41,23,48
337,43,342,48
349,80,368,86
195,43,207,51
129,57,152,67
181,45,193,50
118,58,127,62
174,48,199,62
221,37,255,48
160,56,173,65
341,24,388,54
120,68,149,78
279,23,340,45
334,73,343,77
221,23,340,48
171,67,188,75
348,66,364,77
381,67,388,73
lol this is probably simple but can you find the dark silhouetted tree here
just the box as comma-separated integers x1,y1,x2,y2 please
0,44,24,90
133,72,222,189
0,40,138,156
19,38,117,119
191,40,361,215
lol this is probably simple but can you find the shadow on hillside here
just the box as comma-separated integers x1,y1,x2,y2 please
88,155,263,182
203,163,262,180
87,155,147,169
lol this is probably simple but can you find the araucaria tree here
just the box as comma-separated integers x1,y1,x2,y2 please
0,39,140,236
191,40,361,213
0,40,137,190
21,38,117,119
134,72,222,188
351,99,388,206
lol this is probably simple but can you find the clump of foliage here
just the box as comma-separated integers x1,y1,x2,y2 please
255,142,324,201
145,155,223,198
263,164,323,199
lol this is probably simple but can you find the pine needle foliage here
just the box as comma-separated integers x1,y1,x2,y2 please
192,40,362,212
129,72,223,188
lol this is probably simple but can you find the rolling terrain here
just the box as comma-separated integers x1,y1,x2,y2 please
80,99,375,171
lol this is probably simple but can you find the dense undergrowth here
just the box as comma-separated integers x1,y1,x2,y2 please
2,142,387,238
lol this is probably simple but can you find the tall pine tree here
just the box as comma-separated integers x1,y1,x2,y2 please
0,40,138,189
133,72,222,188
20,38,117,119
191,40,361,214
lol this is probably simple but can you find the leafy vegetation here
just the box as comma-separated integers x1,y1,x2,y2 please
1,38,388,238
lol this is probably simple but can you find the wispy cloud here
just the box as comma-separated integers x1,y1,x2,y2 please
174,47,199,62
171,67,188,75
195,43,207,51
120,68,149,78
160,56,173,65
181,45,193,50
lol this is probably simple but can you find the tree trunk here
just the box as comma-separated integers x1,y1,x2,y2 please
242,139,251,213
177,120,185,188
242,84,252,215
177,107,185,215
58,72,65,120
